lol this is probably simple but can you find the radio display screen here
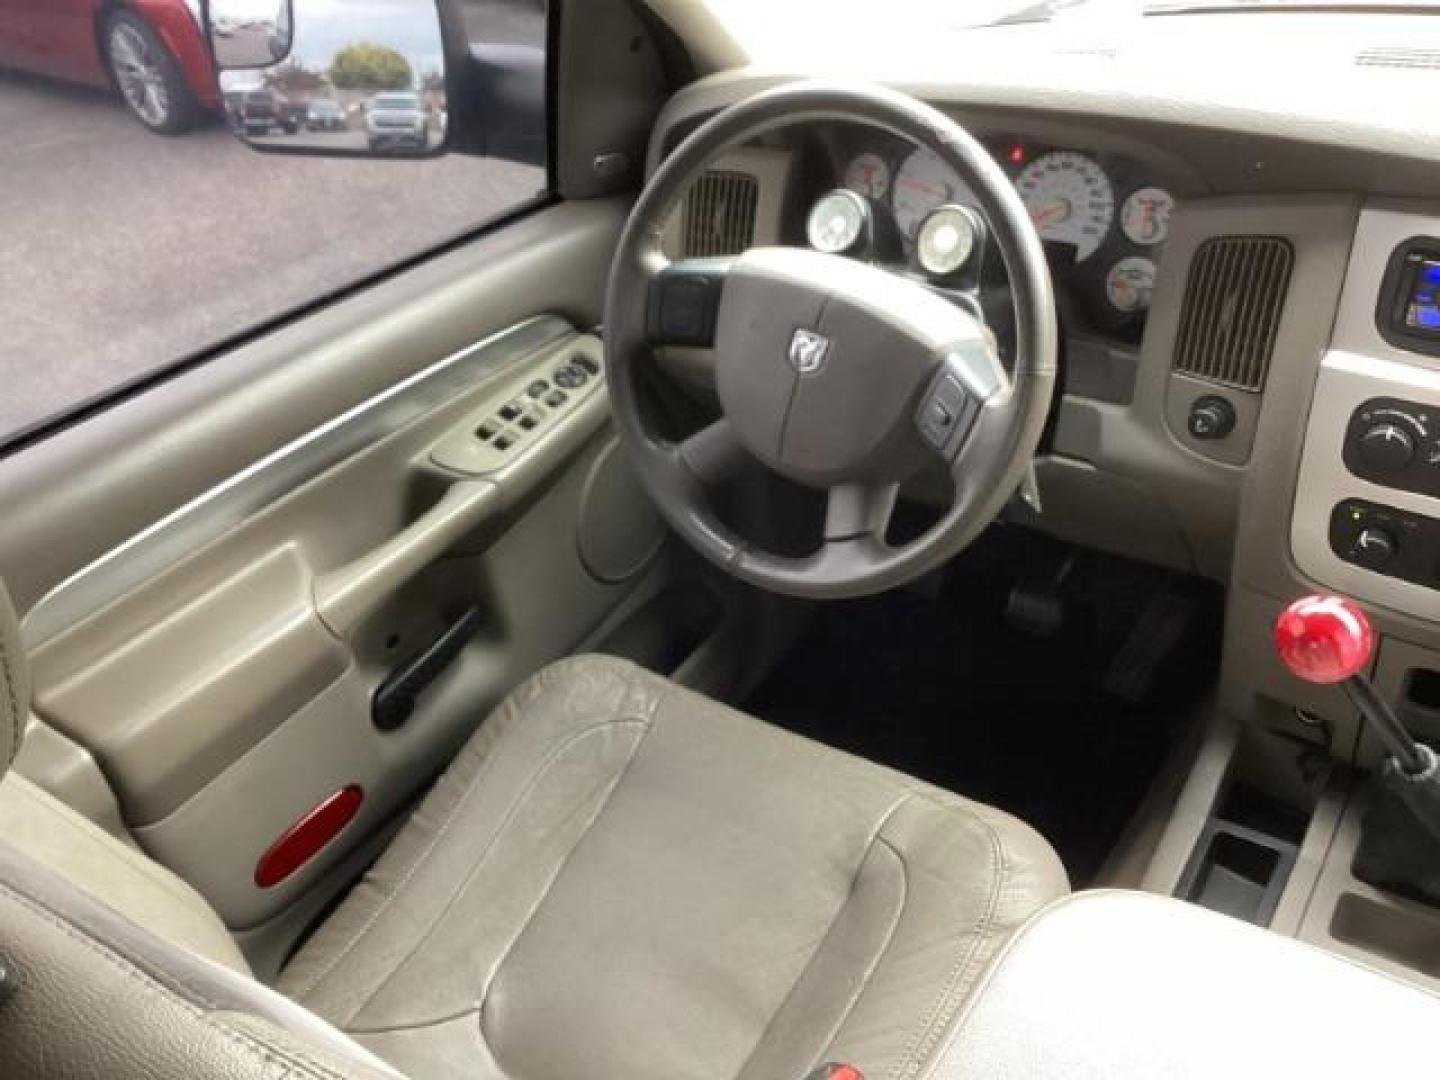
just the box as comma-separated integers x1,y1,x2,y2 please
1403,258,1440,332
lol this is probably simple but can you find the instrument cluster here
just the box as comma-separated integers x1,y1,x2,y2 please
805,131,1175,334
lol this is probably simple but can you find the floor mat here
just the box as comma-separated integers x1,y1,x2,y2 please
745,525,1222,884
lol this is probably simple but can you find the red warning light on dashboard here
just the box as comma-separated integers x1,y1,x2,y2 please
1008,144,1026,165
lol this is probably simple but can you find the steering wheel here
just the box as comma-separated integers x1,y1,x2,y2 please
604,81,1058,600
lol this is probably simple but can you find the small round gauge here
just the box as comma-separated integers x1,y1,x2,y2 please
806,189,870,255
1015,150,1115,262
916,205,980,277
1120,187,1174,246
892,146,976,242
844,152,891,200
1105,256,1157,314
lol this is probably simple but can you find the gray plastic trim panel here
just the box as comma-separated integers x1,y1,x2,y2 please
1292,202,1440,621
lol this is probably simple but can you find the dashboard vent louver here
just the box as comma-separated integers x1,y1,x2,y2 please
1173,237,1294,393
682,171,758,257
1356,46,1440,70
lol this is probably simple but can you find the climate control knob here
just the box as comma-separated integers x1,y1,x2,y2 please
1358,422,1416,473
1351,526,1398,569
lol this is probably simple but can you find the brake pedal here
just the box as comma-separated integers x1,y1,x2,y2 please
1004,553,1075,637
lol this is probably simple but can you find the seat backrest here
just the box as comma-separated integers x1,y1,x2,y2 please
0,577,403,1078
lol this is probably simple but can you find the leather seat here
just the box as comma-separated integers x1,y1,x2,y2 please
0,581,1067,1079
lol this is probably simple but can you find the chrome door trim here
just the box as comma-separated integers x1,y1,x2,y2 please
23,315,575,647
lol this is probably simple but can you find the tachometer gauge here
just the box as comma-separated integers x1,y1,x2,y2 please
893,147,975,242
1120,187,1174,245
916,205,980,278
1015,151,1115,262
806,189,870,255
1105,256,1157,314
844,152,891,200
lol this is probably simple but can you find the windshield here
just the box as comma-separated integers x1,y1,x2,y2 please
373,94,419,109
699,0,1440,61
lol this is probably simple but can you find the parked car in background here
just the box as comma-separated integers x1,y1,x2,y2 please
0,0,218,134
235,89,293,136
365,91,428,150
306,97,346,132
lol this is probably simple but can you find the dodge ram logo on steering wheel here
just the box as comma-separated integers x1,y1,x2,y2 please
788,328,831,375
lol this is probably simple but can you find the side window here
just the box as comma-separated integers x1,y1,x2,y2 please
0,0,547,445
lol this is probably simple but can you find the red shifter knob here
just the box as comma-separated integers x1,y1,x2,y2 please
1273,594,1375,685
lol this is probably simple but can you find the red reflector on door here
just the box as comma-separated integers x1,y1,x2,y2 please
254,785,363,888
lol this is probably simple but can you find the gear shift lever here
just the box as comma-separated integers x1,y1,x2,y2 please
1274,596,1432,777
1275,595,1440,901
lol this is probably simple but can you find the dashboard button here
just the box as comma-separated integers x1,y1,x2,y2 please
1358,422,1416,473
1187,395,1236,440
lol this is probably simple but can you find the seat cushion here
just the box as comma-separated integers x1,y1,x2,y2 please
280,656,1068,1080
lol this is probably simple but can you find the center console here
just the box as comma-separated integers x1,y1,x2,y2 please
926,891,1440,1079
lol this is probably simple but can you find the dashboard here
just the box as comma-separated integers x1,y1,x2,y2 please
798,125,1174,341
643,13,1440,829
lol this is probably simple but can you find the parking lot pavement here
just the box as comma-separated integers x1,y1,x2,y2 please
0,12,544,439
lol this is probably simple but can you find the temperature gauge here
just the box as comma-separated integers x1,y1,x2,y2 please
806,189,870,255
1105,256,1157,314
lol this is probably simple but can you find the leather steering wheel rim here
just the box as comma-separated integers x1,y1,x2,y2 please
604,80,1059,600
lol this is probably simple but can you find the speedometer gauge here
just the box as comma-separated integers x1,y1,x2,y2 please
844,152,891,200
1015,151,1114,262
892,147,975,241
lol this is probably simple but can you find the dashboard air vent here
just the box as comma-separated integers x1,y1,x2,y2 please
1356,46,1440,70
682,171,758,257
1173,237,1294,393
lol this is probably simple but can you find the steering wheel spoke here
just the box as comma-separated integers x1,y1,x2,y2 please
654,344,718,393
824,481,899,543
677,417,748,486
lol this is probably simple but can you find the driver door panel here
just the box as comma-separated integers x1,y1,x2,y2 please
0,198,668,950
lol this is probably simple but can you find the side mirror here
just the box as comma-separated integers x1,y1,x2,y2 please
203,0,450,157
209,0,293,69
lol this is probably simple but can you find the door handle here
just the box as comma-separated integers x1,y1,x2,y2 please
314,480,500,638
372,605,485,731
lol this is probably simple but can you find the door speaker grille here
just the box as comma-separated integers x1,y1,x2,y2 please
1173,236,1294,393
682,171,758,257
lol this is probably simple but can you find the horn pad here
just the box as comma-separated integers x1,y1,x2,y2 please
714,248,989,487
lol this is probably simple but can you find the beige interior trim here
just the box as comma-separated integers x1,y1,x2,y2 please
315,481,501,639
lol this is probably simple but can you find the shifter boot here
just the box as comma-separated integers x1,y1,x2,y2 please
1353,759,1440,908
